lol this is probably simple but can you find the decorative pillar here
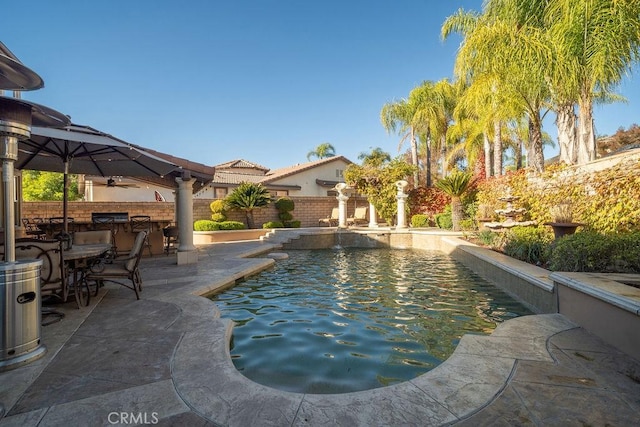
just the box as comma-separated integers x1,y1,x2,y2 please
175,175,197,264
395,180,409,229
334,183,349,228
368,202,378,228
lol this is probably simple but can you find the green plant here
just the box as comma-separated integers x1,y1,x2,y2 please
477,229,498,246
218,221,246,230
194,220,220,231
278,211,293,222
287,220,301,228
435,170,474,231
225,182,272,228
263,221,284,229
274,197,295,212
435,206,453,230
549,231,640,273
209,199,228,222
411,214,430,228
502,227,553,266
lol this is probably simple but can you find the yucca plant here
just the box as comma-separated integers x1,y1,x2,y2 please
435,170,474,231
225,182,271,229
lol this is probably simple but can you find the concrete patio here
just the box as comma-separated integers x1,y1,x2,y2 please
1,240,639,426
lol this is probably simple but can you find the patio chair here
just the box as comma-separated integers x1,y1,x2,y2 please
347,207,368,226
22,218,46,239
92,216,119,255
163,225,179,255
49,216,75,235
130,215,153,257
83,231,147,300
10,238,70,304
319,207,339,226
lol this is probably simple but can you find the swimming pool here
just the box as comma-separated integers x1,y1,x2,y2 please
211,248,533,394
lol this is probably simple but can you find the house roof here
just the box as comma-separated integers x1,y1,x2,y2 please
213,170,265,185
260,156,352,184
214,159,269,172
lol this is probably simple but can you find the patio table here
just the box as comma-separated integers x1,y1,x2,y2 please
64,243,111,307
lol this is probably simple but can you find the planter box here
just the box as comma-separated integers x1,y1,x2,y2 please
194,229,270,244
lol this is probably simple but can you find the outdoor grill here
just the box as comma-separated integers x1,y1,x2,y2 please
91,212,130,223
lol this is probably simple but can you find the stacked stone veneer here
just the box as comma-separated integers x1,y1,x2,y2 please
23,196,370,228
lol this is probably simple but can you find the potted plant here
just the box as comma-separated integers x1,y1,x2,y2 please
544,202,584,239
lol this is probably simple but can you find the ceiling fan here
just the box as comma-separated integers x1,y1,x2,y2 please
94,177,140,189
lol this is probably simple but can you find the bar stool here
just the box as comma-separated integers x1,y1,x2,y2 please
163,225,179,255
130,215,153,257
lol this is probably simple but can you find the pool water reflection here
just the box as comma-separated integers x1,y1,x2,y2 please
211,248,533,394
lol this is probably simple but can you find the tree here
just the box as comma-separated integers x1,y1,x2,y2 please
225,182,271,229
22,170,82,201
380,98,420,185
357,147,391,167
435,170,474,231
345,152,415,225
307,143,336,161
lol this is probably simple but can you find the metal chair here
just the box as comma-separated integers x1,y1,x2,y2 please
130,215,152,257
92,216,118,256
83,231,147,300
22,218,46,239
319,208,339,227
49,217,75,235
163,225,179,255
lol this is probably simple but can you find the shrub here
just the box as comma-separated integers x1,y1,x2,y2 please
502,226,553,266
435,206,453,230
285,220,301,228
210,213,226,222
408,187,450,218
477,230,499,247
263,221,284,229
549,231,640,273
278,211,293,222
275,197,295,212
194,220,220,231
218,221,246,230
209,199,227,222
411,214,430,228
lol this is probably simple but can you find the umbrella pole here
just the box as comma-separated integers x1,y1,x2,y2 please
63,161,69,234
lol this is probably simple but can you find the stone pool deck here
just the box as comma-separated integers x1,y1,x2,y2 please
1,240,639,426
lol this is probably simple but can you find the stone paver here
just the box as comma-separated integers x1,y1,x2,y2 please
1,240,638,426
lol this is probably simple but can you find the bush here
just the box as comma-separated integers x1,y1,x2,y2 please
194,220,220,231
278,211,293,222
275,197,295,212
477,230,499,247
502,227,553,266
549,231,640,273
218,221,246,230
435,206,453,230
285,220,301,228
411,214,430,228
263,221,284,229
210,213,226,222
210,199,227,222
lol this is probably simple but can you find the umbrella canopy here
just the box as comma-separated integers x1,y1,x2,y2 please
0,42,44,91
16,124,180,232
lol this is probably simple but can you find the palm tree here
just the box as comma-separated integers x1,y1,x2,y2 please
225,182,271,229
307,143,336,161
380,98,420,185
435,170,474,232
358,147,391,167
545,0,640,164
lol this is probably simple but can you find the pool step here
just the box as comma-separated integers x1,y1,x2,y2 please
260,229,303,244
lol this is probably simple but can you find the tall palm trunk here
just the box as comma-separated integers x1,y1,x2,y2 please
440,134,447,178
556,102,578,164
577,94,596,164
528,116,545,173
425,132,432,187
483,132,493,177
451,196,463,231
493,120,503,176
410,128,419,185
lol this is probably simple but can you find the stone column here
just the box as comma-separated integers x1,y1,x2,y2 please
334,183,349,228
368,202,378,228
395,180,409,229
175,175,197,264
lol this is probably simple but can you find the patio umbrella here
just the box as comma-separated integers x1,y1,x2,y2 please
16,124,179,233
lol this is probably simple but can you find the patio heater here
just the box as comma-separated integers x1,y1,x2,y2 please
0,44,68,371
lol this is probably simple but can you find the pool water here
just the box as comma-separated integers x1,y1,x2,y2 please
211,248,533,394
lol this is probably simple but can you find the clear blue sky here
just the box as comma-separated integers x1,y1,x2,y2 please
4,0,639,170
